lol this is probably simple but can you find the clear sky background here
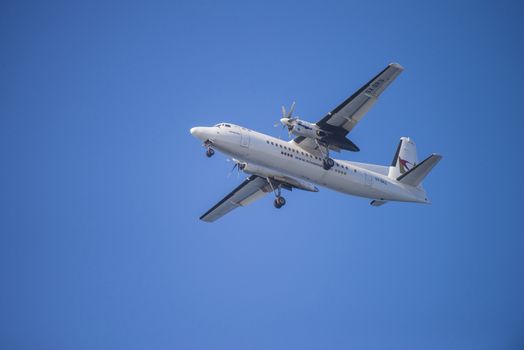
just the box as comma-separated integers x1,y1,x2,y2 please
1,0,524,349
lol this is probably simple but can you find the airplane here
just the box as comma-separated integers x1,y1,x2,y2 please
190,63,442,222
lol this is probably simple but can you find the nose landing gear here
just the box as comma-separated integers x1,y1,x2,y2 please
203,140,215,157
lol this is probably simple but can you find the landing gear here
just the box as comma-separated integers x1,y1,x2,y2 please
316,139,334,170
203,140,215,158
267,177,287,209
322,157,334,170
273,196,286,209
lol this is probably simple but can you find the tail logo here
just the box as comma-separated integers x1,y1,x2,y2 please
398,157,414,174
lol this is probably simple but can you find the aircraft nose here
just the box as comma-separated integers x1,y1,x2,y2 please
190,126,208,141
190,126,205,137
280,118,288,125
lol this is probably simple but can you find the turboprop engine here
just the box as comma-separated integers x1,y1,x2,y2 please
277,102,328,140
238,162,319,192
276,102,359,153
280,118,328,140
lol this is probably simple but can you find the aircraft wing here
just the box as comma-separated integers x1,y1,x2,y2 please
293,63,404,154
200,175,271,222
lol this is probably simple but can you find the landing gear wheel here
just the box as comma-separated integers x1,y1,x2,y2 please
273,196,286,209
323,157,334,170
206,148,215,157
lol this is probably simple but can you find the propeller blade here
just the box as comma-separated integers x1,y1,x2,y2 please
227,162,237,178
281,105,287,119
288,101,296,118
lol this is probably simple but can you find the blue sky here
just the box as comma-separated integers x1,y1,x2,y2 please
1,0,524,349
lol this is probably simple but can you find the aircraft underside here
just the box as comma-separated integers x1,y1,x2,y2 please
190,63,441,222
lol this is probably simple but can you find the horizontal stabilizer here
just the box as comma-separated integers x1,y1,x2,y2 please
397,154,442,187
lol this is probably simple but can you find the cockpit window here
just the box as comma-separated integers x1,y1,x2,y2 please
214,123,232,128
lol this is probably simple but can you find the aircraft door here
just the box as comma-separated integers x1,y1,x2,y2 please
365,173,373,187
240,132,250,148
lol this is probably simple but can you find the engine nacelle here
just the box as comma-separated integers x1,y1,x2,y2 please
239,162,275,178
289,120,328,140
239,163,318,192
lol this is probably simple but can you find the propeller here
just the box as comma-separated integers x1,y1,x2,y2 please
274,102,298,137
226,158,246,178
282,101,296,120
226,158,241,178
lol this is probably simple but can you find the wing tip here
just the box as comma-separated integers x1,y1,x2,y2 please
199,215,213,222
389,62,405,71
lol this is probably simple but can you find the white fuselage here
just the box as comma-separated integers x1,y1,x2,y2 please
191,124,428,204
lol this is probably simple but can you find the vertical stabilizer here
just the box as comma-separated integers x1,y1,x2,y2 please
388,137,418,179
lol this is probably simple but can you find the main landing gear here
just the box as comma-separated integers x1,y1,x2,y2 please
316,139,334,170
267,178,286,209
322,157,334,170
274,196,286,209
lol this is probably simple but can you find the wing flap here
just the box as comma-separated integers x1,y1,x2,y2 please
291,137,326,157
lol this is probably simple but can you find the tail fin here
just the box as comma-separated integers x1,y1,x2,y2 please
388,137,418,179
388,137,442,188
